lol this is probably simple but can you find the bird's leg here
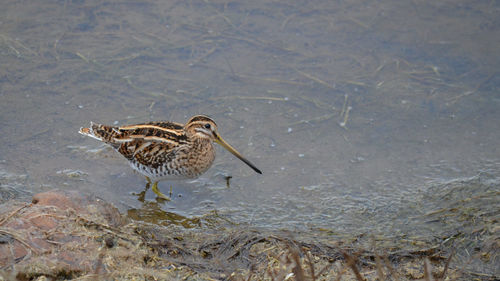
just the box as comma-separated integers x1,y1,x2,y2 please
225,175,232,188
133,177,152,202
152,181,171,201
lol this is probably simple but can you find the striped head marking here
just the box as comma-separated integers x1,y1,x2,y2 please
185,115,262,174
185,115,218,140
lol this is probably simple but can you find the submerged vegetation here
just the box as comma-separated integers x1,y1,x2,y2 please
0,185,497,280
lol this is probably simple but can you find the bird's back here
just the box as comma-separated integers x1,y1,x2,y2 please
79,121,214,180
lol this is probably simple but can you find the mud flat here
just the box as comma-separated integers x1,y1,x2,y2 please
2,190,496,280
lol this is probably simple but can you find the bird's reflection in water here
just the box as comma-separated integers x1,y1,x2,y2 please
127,200,202,228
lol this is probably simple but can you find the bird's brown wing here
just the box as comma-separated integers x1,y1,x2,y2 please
80,121,190,167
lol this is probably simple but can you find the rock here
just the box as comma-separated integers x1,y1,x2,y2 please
0,190,125,278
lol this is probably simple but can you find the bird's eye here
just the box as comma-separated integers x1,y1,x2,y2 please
204,123,211,129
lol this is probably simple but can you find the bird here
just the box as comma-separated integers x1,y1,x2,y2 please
79,115,262,200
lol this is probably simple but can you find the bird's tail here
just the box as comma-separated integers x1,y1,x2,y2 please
79,122,122,146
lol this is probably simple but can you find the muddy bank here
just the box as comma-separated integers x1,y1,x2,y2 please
1,191,497,280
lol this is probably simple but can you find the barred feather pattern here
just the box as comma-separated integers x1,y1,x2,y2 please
79,120,216,181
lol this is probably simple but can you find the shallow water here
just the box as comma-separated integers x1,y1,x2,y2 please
1,0,499,272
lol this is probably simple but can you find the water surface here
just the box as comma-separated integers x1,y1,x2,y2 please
1,0,499,273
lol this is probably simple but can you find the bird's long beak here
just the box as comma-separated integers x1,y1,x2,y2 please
213,132,262,174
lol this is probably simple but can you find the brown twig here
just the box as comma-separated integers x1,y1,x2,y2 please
0,203,31,226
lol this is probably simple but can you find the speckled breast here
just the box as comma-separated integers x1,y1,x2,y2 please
128,139,216,181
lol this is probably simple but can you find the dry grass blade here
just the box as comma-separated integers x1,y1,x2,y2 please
0,203,31,226
245,264,255,281
291,66,335,89
439,249,455,281
315,263,333,280
334,263,348,281
449,71,497,104
0,228,39,255
233,72,308,86
289,245,306,281
375,253,385,280
343,252,365,281
304,248,317,281
424,258,434,281
383,255,400,281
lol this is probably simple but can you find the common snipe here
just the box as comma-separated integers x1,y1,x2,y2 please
79,115,261,200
